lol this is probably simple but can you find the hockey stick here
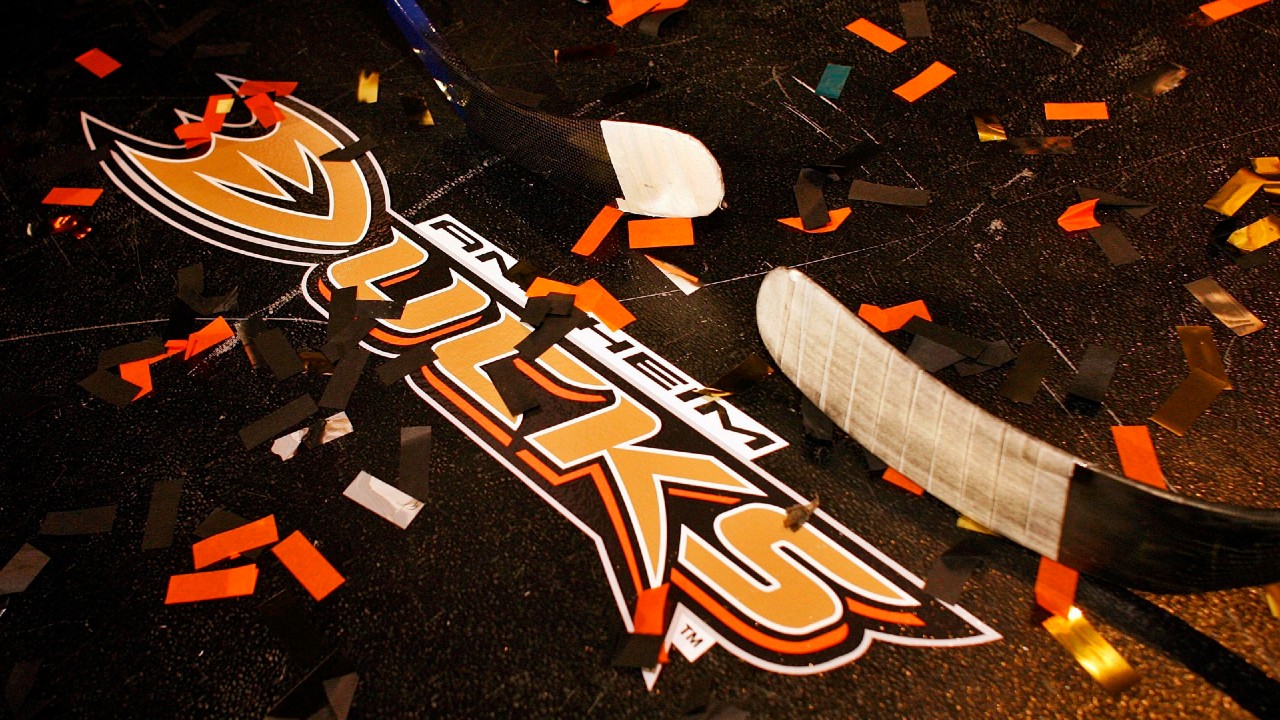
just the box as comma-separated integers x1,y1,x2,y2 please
756,266,1280,593
385,0,724,218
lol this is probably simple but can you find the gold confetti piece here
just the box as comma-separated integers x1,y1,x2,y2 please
298,351,336,376
1204,168,1267,216
1227,215,1280,252
1264,584,1280,618
357,70,380,104
1008,136,1073,155
1185,277,1266,336
1176,325,1231,389
1129,62,1188,99
1017,19,1082,56
971,111,1006,142
1042,607,1141,694
1251,157,1280,176
48,214,92,240
956,516,997,535
1150,368,1231,437
783,495,820,531
401,96,434,125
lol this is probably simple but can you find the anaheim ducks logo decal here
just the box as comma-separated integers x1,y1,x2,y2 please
82,75,999,678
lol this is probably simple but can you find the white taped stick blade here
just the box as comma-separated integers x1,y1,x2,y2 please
756,267,1076,560
601,120,724,218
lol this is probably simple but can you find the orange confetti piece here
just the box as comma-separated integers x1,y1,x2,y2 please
1200,0,1270,20
75,48,121,78
165,565,258,604
1200,0,1236,17
184,316,234,360
893,62,955,102
192,515,278,569
628,217,695,249
42,187,103,207
526,277,581,299
172,94,236,148
244,93,283,128
1111,426,1168,490
777,207,852,233
605,0,687,23
118,361,153,400
1044,102,1110,121
607,0,660,25
237,80,297,97
577,279,636,331
527,277,636,330
632,583,670,635
271,531,345,601
571,278,606,309
1057,198,1101,231
203,94,234,133
1035,557,1079,618
174,121,211,149
118,343,185,400
857,300,932,332
845,18,906,52
882,468,925,495
572,204,625,256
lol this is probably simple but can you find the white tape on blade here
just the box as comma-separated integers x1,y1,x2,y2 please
343,470,423,529
757,268,1076,559
601,120,724,218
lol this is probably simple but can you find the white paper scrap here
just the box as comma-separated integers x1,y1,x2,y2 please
645,255,701,295
272,412,354,461
641,664,662,691
271,429,305,461
343,470,423,529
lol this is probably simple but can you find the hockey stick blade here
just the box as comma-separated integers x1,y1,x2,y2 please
385,0,724,218
756,266,1280,593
